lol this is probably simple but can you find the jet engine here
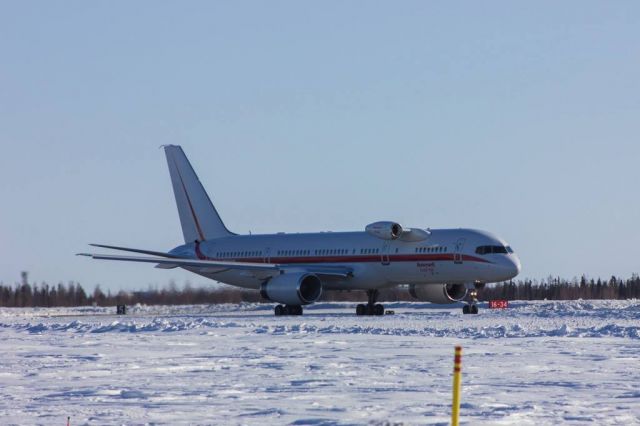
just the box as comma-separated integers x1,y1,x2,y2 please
260,273,323,305
408,284,467,304
365,221,403,240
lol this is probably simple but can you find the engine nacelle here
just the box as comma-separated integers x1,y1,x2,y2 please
260,273,323,305
365,221,403,240
408,284,467,304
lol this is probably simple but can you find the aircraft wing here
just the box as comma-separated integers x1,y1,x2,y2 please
77,253,353,279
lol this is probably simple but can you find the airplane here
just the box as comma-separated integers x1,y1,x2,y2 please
79,145,521,316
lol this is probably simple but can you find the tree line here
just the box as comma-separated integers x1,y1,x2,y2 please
1,272,639,308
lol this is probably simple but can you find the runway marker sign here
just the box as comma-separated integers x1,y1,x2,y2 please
489,300,509,309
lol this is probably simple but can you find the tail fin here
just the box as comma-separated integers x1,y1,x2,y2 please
164,145,234,242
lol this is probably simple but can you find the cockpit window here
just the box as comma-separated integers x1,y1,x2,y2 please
476,245,509,255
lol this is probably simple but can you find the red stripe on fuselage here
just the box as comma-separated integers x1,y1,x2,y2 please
191,253,491,265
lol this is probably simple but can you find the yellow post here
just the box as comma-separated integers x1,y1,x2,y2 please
451,346,462,426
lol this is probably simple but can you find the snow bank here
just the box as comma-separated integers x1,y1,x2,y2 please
2,300,638,339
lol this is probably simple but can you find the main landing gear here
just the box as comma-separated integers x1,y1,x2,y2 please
462,288,479,314
356,289,385,316
274,305,303,316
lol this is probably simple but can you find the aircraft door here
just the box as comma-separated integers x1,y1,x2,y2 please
381,242,391,265
264,247,271,263
454,238,465,265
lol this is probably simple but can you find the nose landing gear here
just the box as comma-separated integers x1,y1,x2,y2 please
462,288,479,314
356,289,385,316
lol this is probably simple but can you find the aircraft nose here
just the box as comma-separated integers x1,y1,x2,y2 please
505,255,521,278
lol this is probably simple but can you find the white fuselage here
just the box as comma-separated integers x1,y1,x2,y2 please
170,228,521,291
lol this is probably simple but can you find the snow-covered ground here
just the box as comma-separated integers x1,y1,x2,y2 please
1,300,639,425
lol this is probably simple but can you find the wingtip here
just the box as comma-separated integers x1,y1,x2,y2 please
76,253,92,257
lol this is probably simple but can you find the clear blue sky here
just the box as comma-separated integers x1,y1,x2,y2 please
1,2,638,291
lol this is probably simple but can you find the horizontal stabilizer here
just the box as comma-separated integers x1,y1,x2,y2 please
77,253,279,271
89,244,183,259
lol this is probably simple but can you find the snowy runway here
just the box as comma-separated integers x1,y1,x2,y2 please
1,301,639,425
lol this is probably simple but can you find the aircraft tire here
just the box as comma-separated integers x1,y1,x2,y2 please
374,304,384,316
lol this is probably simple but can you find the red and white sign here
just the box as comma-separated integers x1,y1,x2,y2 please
489,300,509,309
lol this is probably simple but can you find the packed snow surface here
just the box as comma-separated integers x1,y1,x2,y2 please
1,300,639,425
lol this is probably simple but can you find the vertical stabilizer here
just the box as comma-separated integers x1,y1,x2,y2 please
164,145,234,242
